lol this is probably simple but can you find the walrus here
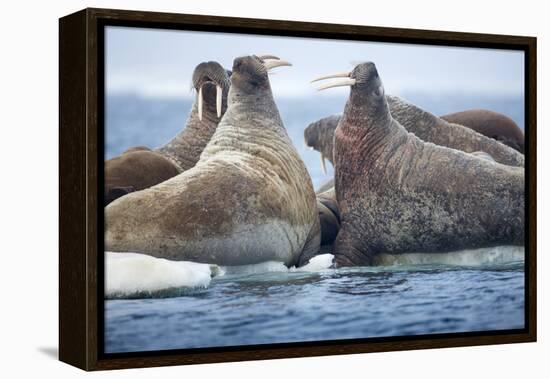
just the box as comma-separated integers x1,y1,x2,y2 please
309,144,498,251
313,187,340,256
105,55,321,267
441,109,524,153
304,100,524,171
156,61,232,170
105,146,179,205
304,114,341,174
310,146,496,249
104,61,231,206
313,62,524,266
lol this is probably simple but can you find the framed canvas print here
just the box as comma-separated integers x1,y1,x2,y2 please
59,8,536,371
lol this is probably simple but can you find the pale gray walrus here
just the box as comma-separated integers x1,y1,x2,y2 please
313,62,524,266
304,100,525,172
104,61,231,206
105,55,321,267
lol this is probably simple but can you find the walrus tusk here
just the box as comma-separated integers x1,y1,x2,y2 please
310,72,351,83
316,78,357,91
198,85,203,121
263,59,292,71
258,54,280,60
320,153,327,174
216,85,222,118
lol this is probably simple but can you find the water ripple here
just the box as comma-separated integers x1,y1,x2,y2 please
105,263,525,353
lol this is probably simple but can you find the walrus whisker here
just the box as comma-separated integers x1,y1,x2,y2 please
216,85,222,118
310,72,350,83
263,59,292,71
316,78,357,91
198,85,203,121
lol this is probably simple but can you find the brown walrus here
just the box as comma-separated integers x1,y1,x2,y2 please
311,188,340,258
304,100,524,171
104,146,179,205
441,109,524,153
104,61,231,206
305,105,515,249
105,55,321,267
310,146,497,250
313,62,524,266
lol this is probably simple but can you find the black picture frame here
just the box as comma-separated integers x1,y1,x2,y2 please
59,7,537,371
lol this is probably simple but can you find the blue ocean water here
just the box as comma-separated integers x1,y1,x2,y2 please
105,261,524,353
104,92,525,354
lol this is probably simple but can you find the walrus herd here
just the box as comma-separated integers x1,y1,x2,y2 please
105,56,525,268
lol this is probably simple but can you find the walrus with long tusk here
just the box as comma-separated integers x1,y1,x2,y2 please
105,55,321,267
304,101,524,172
313,62,524,267
104,61,231,206
156,61,232,170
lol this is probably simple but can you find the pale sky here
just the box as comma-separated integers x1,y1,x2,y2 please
105,26,525,99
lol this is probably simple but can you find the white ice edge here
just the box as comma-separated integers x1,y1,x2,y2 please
105,246,524,298
105,252,214,297
375,245,524,266
105,252,334,298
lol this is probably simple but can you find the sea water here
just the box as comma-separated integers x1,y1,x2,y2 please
104,93,525,353
104,249,524,353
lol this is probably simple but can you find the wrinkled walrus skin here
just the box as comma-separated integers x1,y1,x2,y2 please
441,109,524,153
103,62,231,206
105,55,321,267
304,98,524,168
322,62,524,267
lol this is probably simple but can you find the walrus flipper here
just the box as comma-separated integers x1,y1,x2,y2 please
333,225,373,267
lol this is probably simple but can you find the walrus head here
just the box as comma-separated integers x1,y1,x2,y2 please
304,114,340,172
312,62,390,129
230,55,291,95
192,61,232,121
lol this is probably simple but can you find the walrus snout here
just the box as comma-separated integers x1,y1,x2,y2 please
304,124,318,148
311,61,381,92
192,61,231,91
233,55,292,73
350,62,379,82
192,61,231,120
231,55,292,94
